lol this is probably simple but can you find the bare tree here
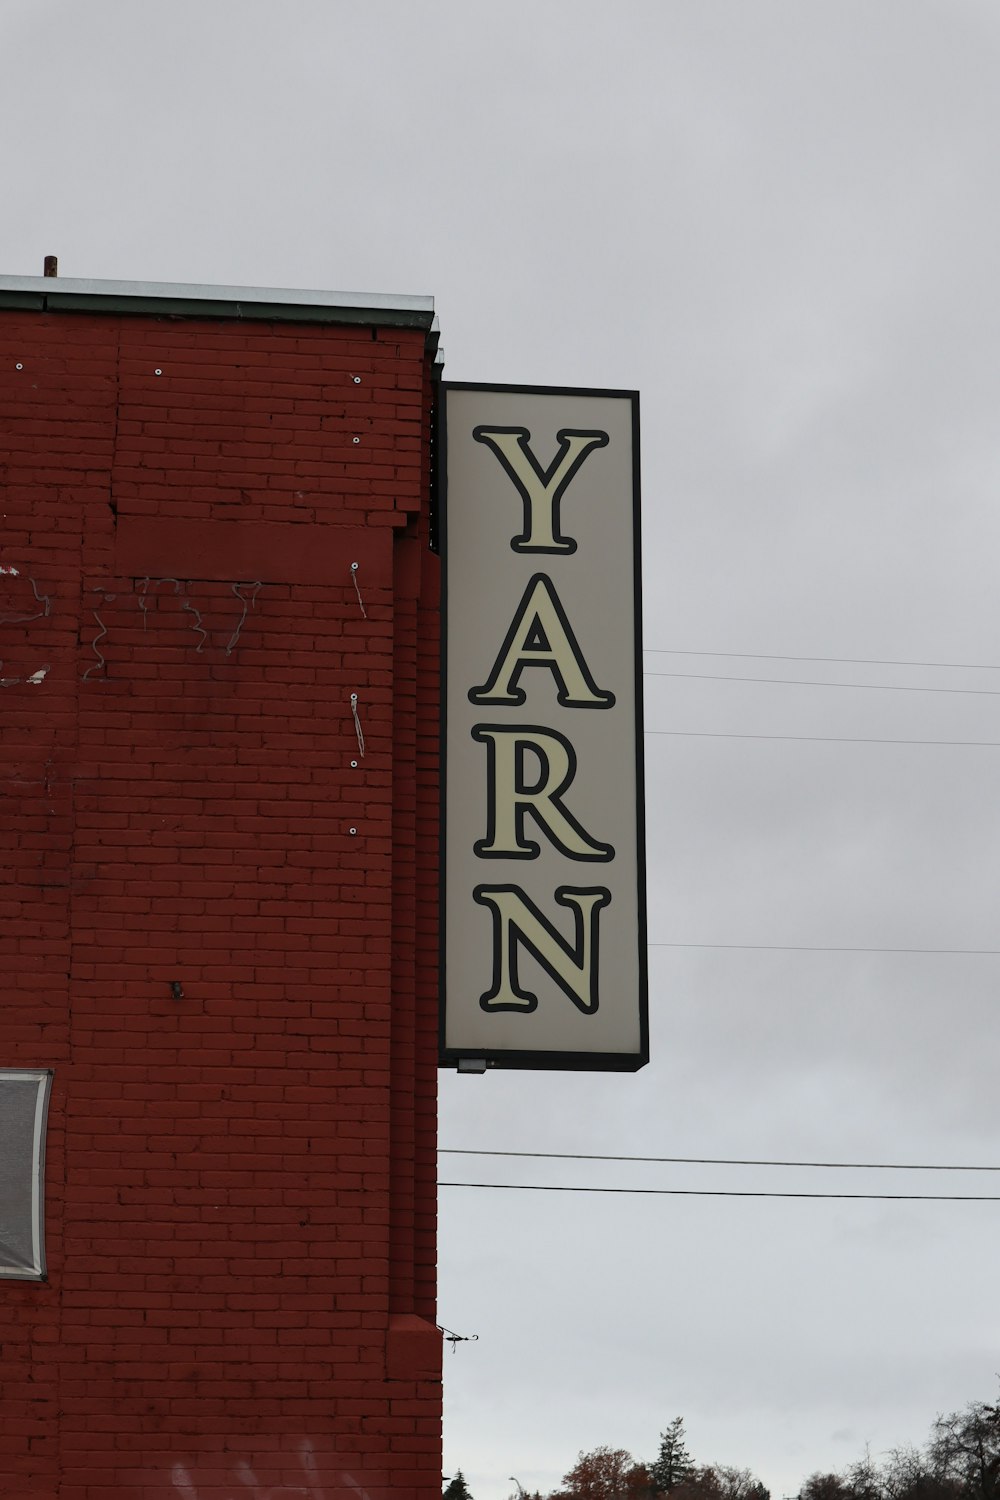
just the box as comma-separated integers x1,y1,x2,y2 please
928,1399,1000,1500
711,1465,771,1500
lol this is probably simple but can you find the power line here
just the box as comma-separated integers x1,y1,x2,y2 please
440,1149,1000,1173
645,729,1000,748
644,648,1000,673
439,1181,1000,1202
644,670,1000,698
649,941,1000,955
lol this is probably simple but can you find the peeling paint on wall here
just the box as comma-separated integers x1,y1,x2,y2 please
167,1440,374,1500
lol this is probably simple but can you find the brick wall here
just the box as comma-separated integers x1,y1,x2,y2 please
0,303,442,1499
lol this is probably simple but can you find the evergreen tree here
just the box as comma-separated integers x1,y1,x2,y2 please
649,1419,695,1496
444,1471,475,1500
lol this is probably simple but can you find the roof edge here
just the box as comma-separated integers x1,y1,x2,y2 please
0,275,437,336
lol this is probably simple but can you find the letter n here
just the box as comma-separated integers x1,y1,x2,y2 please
474,884,611,1015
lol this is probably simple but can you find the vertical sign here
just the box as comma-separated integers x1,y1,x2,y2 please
441,384,647,1070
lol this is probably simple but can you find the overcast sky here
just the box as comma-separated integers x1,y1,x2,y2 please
3,3,1000,1497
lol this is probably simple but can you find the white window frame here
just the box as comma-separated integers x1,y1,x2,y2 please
0,1069,53,1281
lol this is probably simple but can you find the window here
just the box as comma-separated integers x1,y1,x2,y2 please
0,1070,52,1280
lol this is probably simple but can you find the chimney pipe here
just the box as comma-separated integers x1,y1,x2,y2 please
43,256,58,278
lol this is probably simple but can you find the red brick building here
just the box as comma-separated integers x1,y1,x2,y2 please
0,275,443,1499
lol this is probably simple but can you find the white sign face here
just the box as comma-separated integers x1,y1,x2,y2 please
441,384,647,1071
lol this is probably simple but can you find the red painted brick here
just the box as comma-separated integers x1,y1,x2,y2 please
0,305,442,1497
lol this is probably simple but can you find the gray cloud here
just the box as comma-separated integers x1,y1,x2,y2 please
4,2,1000,1497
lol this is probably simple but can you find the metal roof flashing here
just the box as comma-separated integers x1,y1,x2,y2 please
0,275,440,356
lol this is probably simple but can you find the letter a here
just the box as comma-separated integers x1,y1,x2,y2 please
473,425,609,553
469,573,614,709
474,884,612,1013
